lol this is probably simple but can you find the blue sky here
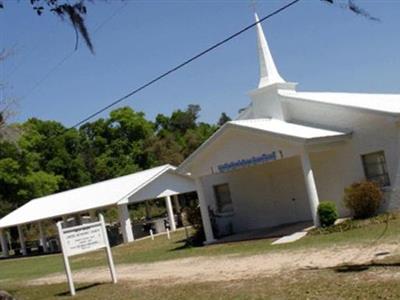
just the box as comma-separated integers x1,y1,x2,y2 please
1,0,400,126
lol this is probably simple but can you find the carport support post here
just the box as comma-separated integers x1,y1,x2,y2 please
89,210,97,221
38,221,48,253
300,149,320,227
17,225,27,256
118,204,134,243
195,178,216,244
0,229,9,258
145,201,151,219
173,195,181,212
74,214,82,226
165,195,176,231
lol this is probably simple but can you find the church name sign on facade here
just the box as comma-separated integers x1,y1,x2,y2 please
217,151,278,173
57,214,117,296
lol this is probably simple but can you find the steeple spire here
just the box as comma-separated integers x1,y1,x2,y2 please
254,13,285,88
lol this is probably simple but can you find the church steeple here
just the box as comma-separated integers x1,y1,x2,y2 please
254,13,285,88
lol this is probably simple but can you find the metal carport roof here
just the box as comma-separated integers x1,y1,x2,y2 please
0,164,195,229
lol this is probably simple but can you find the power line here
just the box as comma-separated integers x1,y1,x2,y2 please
69,0,301,129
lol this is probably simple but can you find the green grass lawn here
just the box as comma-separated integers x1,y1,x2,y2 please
5,267,400,300
1,214,400,299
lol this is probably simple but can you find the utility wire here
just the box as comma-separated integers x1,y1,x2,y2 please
69,0,301,129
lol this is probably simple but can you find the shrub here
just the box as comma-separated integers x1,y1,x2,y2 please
343,180,383,219
182,204,205,246
318,201,338,227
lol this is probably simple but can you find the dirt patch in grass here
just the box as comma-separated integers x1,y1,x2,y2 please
28,242,400,287
11,267,400,300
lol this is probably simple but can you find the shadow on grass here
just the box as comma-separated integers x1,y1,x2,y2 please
334,265,370,273
333,260,400,273
55,283,104,297
174,238,189,244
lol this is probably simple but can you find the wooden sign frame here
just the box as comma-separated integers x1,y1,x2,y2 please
57,214,117,296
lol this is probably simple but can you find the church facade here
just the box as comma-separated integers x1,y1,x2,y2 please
178,14,400,243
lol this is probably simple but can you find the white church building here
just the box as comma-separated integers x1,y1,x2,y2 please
178,14,400,243
2,14,400,257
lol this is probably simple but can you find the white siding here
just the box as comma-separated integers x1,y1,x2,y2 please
201,157,311,234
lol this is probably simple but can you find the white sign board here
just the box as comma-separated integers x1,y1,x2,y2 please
63,222,105,256
57,214,117,296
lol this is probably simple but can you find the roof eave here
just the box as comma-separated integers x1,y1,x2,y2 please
304,132,353,145
177,122,351,175
279,92,400,118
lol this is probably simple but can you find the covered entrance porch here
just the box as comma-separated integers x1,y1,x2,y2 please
178,118,351,243
202,155,314,240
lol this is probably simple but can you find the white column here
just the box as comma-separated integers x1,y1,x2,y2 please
173,195,181,212
38,222,48,253
74,214,82,226
195,178,215,243
165,195,177,231
0,229,9,258
145,201,151,219
17,225,27,256
89,210,97,221
300,149,320,227
118,204,134,243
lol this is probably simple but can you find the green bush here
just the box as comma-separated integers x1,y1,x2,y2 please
343,180,383,219
318,201,338,227
182,204,205,246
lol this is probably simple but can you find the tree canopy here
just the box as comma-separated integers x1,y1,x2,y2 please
0,105,227,217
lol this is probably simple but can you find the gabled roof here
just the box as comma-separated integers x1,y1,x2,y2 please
178,118,350,172
279,90,400,116
0,164,193,229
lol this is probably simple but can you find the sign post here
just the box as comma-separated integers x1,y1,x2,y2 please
57,214,117,296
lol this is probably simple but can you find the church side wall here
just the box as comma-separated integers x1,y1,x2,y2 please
284,99,400,211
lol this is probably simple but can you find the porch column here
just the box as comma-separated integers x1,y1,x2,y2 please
195,178,215,244
17,225,27,256
89,210,97,221
0,229,9,258
165,195,176,231
172,195,181,212
145,201,151,219
300,149,320,227
118,204,134,243
74,214,82,226
38,222,48,253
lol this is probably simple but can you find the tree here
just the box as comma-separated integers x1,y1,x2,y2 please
0,104,217,218
0,141,61,217
0,0,94,53
0,49,19,142
19,118,91,190
218,112,231,127
79,107,155,181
